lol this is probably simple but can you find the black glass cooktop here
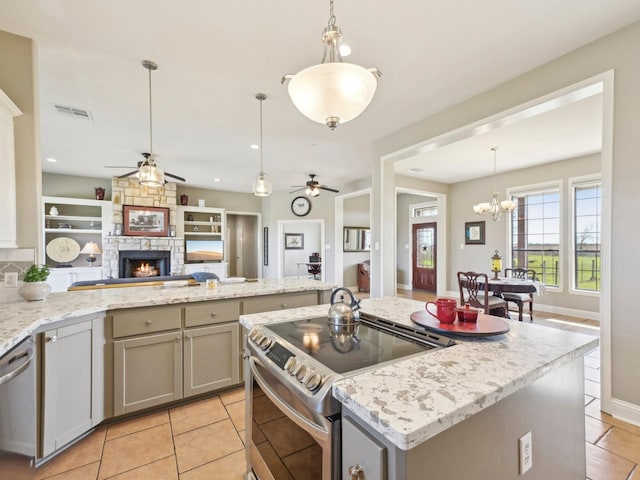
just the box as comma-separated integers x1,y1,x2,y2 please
266,316,435,374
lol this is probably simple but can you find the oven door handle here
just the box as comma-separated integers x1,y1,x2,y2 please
250,357,330,443
0,339,34,387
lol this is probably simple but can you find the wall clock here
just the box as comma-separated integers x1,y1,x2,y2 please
291,196,311,217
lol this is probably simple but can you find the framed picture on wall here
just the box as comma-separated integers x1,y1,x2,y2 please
123,205,170,237
285,233,304,250
465,221,485,245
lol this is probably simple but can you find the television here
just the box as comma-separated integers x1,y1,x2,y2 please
185,239,224,262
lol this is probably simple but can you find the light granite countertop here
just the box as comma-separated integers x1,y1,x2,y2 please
239,296,599,451
0,278,334,357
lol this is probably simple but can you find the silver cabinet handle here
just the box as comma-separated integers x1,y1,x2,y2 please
185,334,191,339
145,320,152,326
46,335,57,343
210,312,217,317
281,304,288,309
349,465,364,480
175,336,181,342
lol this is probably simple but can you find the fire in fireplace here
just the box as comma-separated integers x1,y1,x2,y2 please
119,250,171,278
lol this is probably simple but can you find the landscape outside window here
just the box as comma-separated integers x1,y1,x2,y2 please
509,187,560,287
573,180,601,292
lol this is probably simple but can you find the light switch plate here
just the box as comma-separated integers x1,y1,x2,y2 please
4,272,18,288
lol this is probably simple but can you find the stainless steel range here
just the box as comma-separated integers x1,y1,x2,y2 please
245,312,455,480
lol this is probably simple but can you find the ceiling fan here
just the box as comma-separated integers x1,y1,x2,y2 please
290,174,339,196
105,153,186,183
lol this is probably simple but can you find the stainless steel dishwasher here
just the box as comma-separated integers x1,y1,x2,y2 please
0,336,36,469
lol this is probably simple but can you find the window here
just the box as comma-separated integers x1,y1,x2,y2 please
412,204,437,217
572,178,601,293
509,184,561,287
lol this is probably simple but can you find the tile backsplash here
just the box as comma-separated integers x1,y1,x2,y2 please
0,248,36,281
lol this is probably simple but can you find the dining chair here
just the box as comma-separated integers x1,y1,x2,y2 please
503,268,537,322
457,271,508,317
307,252,321,279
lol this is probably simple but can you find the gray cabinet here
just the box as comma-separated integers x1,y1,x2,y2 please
242,292,318,314
113,330,183,416
342,416,387,480
42,314,104,458
184,323,239,396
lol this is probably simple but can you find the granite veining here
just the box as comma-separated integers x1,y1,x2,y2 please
239,296,598,451
0,278,334,357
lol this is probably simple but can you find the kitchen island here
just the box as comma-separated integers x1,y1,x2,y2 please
0,278,334,357
240,296,598,479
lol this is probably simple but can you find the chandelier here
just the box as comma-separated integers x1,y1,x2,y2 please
472,147,516,221
281,0,381,130
138,60,164,187
252,93,272,197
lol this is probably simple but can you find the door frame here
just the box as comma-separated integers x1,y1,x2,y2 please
277,219,325,281
225,211,262,279
334,188,372,287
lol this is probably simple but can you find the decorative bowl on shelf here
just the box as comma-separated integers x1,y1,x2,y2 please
57,223,72,229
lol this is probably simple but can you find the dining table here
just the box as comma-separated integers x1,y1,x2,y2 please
480,276,540,295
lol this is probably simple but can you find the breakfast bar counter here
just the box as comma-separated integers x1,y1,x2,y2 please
0,278,334,357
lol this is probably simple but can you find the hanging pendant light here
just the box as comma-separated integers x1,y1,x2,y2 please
281,0,381,130
252,93,272,197
138,60,165,187
472,147,517,221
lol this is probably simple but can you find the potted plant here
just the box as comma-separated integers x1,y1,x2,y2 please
19,264,52,301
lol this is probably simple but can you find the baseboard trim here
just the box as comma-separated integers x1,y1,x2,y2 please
609,398,640,427
397,283,412,291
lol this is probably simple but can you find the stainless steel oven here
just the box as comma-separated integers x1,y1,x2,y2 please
244,313,454,480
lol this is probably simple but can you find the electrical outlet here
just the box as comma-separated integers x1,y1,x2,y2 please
4,272,18,288
519,431,533,475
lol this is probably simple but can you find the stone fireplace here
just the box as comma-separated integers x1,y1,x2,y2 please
100,178,184,279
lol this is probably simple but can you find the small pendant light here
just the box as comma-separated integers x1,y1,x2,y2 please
253,93,272,197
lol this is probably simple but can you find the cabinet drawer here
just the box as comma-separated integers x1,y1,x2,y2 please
184,300,240,327
242,292,317,314
111,306,181,338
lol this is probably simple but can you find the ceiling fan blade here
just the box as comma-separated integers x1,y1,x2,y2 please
319,185,339,193
117,170,139,178
105,165,136,169
289,187,306,194
165,172,186,182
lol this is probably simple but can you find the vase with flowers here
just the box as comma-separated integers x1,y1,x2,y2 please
19,264,52,301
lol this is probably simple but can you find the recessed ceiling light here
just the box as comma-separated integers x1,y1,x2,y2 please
407,167,424,173
339,44,351,57
250,144,259,150
46,158,57,163
214,178,221,182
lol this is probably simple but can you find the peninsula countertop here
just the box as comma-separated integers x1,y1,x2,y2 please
0,278,334,357
239,296,599,451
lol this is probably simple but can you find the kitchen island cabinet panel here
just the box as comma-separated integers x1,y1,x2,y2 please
42,314,104,458
113,331,183,415
343,416,387,480
112,305,181,338
184,300,240,327
184,323,239,396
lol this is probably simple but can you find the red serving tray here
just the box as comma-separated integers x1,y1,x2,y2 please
410,310,510,337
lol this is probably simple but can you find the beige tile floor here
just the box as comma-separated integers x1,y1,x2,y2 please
5,289,638,480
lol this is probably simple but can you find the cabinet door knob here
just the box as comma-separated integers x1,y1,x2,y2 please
145,320,152,326
349,465,364,480
175,336,181,342
210,312,217,318
281,304,288,309
46,335,57,343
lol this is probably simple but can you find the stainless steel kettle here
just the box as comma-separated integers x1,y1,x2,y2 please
327,287,361,326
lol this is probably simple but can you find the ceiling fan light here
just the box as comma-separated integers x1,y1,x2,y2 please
138,163,164,187
253,172,272,197
287,62,378,128
310,187,320,197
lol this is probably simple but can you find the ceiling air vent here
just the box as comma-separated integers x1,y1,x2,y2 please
54,104,93,120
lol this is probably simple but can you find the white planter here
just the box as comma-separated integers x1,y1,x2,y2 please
19,281,52,301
